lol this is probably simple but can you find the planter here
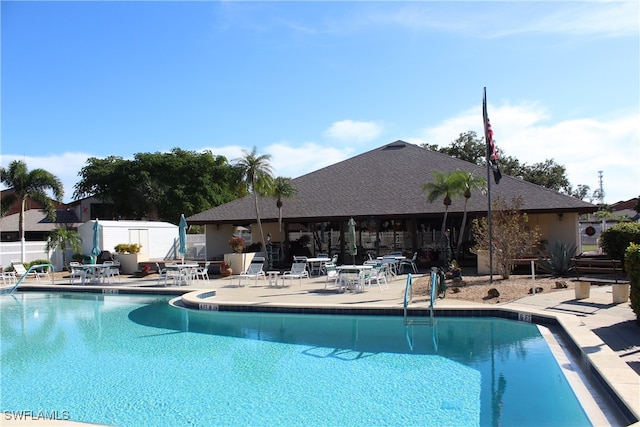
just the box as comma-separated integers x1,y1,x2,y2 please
114,253,149,275
574,281,591,299
223,253,256,275
220,268,232,277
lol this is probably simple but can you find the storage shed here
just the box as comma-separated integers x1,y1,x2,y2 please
78,220,179,260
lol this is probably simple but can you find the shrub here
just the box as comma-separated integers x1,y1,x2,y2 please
114,243,141,254
600,222,640,261
624,243,640,326
537,240,577,277
228,236,246,253
471,196,541,279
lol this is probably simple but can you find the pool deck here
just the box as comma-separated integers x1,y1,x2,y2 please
4,270,640,426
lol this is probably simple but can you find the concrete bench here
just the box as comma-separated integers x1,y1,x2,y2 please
571,257,630,303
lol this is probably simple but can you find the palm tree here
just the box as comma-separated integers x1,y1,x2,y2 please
0,160,64,262
455,170,486,259
234,147,274,254
272,176,296,232
422,170,463,245
46,227,82,269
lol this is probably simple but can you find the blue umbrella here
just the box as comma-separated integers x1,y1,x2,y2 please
178,214,187,263
91,219,101,264
347,218,357,265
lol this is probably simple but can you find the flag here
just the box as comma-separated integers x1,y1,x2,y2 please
483,88,502,184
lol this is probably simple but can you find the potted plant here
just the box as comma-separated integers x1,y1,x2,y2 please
220,261,232,277
229,236,246,254
114,243,146,274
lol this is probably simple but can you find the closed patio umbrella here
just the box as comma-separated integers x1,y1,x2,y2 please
91,219,101,264
347,218,357,265
178,214,187,263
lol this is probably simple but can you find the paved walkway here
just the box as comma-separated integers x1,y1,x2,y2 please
4,270,639,425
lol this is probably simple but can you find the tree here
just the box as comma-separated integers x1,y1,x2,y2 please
46,227,82,269
423,170,464,243
471,196,541,279
454,170,486,259
272,176,296,245
74,149,241,221
422,132,584,193
234,147,275,254
0,160,64,262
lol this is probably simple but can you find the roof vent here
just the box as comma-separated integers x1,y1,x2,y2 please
383,140,407,150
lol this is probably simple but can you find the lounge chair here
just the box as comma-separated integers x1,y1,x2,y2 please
236,260,265,287
12,262,47,281
324,263,339,289
281,261,309,287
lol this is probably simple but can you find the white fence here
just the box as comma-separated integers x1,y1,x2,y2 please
0,241,63,270
0,234,207,271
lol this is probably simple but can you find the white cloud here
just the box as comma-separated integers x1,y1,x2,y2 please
1,152,92,203
267,142,348,178
416,102,640,204
324,120,382,142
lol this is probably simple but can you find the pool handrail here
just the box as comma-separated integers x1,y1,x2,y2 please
9,263,55,293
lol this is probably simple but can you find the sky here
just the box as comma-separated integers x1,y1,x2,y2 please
1,1,639,205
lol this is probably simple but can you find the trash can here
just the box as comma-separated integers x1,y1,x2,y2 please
83,255,94,264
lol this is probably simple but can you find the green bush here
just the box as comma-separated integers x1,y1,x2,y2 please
599,222,640,261
624,243,640,326
27,259,52,272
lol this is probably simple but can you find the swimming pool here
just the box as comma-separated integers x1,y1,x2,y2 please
1,292,591,426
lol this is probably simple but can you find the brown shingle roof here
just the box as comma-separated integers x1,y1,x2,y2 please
188,140,597,224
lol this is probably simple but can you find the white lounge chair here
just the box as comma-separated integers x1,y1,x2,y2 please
12,262,47,281
281,261,309,287
236,261,265,287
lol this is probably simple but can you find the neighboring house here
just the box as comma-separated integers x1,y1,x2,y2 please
188,140,598,264
0,208,81,242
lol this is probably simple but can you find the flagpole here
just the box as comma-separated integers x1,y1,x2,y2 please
483,87,494,282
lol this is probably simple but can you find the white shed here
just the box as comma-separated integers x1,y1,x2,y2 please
78,219,179,260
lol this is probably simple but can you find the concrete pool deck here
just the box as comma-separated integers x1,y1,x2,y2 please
4,270,640,426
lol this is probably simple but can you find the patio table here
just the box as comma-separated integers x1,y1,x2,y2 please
305,257,331,276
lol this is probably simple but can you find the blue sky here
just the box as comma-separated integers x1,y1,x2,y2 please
2,1,638,205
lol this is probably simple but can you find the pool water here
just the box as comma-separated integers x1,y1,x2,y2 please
1,293,591,426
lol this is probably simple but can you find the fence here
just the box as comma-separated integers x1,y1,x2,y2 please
0,241,63,270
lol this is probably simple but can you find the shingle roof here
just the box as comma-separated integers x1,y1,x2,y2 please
0,209,81,232
188,140,597,224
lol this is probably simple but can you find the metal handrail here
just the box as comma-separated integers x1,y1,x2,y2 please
9,263,55,293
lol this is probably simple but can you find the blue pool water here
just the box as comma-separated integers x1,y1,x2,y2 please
1,293,590,426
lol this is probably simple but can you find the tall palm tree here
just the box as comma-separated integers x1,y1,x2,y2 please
455,170,486,258
46,227,82,269
0,160,64,262
422,170,463,244
272,176,296,233
234,147,274,254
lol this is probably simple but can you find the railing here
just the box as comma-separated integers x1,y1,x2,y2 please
9,263,55,293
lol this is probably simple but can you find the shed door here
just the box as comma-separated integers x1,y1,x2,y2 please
129,229,149,254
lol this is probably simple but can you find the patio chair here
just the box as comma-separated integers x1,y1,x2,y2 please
194,262,211,281
324,263,339,289
236,260,265,287
367,266,389,292
2,269,17,286
281,261,309,287
399,252,418,274
101,261,121,284
156,263,169,285
69,261,87,285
